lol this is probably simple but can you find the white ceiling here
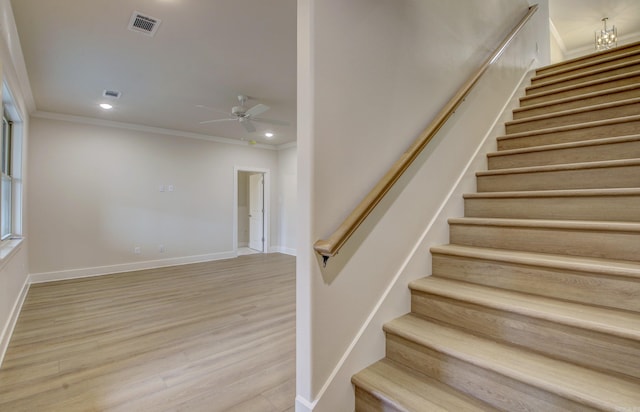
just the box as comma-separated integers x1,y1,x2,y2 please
9,1,640,146
549,0,640,57
10,0,297,146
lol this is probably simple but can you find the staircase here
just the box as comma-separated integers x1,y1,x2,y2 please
352,42,640,411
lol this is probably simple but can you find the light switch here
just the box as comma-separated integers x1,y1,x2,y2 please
159,185,165,192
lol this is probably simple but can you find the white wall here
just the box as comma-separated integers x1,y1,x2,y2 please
277,145,296,255
0,0,33,365
549,18,566,64
297,0,550,410
27,116,281,280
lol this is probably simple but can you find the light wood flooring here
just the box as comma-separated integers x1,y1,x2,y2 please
0,253,296,412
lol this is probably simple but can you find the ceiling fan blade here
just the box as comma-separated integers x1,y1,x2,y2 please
240,118,256,133
199,118,235,124
196,104,231,116
245,103,269,117
251,117,290,126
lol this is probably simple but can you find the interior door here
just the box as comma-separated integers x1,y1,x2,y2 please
248,173,264,251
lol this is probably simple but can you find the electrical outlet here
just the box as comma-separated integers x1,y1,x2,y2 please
134,246,141,254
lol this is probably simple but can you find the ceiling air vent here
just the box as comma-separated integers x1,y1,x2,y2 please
103,90,121,99
128,11,161,37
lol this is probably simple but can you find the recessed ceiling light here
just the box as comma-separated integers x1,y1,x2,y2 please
265,132,274,138
99,103,113,110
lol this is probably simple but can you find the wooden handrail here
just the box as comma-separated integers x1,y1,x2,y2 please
314,4,539,264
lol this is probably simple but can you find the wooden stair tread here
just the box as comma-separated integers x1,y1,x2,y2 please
384,314,640,410
352,358,497,412
409,277,640,340
498,114,640,140
536,41,640,76
522,69,640,102
533,48,640,80
526,58,640,94
356,41,640,411
514,84,640,115
464,187,640,198
506,97,640,126
488,134,640,159
430,244,640,279
476,158,640,177
448,216,640,232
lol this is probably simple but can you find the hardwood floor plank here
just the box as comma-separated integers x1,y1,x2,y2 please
0,253,296,411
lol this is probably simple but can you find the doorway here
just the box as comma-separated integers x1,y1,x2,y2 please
234,167,270,255
248,173,264,251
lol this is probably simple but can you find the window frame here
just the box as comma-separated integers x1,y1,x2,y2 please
1,113,12,240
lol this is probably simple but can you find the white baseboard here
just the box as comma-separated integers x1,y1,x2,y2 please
0,276,29,367
295,396,315,412
29,251,237,284
270,246,297,256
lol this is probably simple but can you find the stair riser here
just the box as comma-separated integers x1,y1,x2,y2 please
505,101,640,134
488,138,640,169
354,387,403,412
531,56,640,86
449,223,640,261
411,292,640,380
521,73,640,106
497,119,640,150
535,44,640,76
386,334,598,412
352,359,496,411
476,165,640,192
431,253,640,312
527,63,640,95
464,195,640,222
513,87,640,120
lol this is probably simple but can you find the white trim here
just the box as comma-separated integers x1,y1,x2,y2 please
0,274,29,367
295,395,316,412
0,238,23,271
29,251,236,284
233,167,271,256
270,246,297,256
32,111,280,150
308,61,537,410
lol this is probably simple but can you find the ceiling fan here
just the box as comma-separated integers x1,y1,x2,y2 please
198,95,289,133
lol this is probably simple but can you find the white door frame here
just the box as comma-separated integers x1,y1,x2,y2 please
233,166,270,255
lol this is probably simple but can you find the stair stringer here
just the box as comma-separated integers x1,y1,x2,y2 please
304,63,538,412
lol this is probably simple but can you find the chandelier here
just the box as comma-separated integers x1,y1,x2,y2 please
595,17,617,51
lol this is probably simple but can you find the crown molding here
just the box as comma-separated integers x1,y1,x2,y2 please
32,111,280,150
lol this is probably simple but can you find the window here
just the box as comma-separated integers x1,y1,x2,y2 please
1,114,12,239
1,81,22,244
